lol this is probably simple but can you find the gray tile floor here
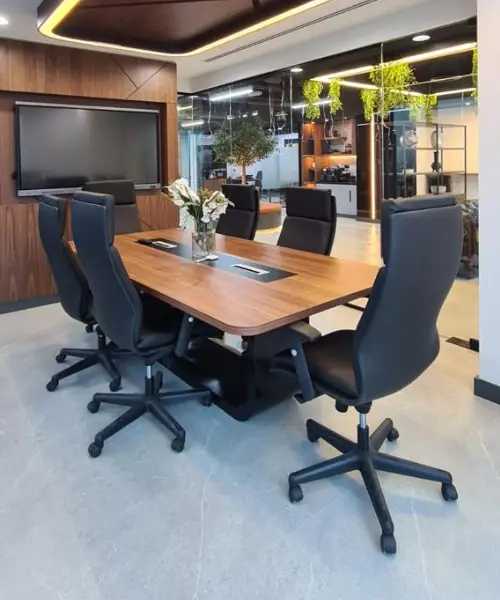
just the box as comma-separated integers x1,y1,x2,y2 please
1,219,495,600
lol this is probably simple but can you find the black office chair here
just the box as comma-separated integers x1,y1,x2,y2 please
217,184,260,240
278,187,336,255
284,195,462,554
71,191,209,457
83,180,141,234
38,195,124,392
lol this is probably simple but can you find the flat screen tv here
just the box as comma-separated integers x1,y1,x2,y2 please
15,102,161,196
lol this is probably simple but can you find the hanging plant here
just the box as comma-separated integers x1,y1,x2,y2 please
327,78,343,116
302,80,323,121
407,93,437,122
472,46,478,99
360,62,416,121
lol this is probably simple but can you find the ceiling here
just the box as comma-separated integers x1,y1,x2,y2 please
176,18,478,135
0,0,476,91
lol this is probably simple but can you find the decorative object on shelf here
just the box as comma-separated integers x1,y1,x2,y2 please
212,116,276,184
431,129,443,149
408,93,437,122
431,151,442,172
472,46,478,100
327,78,343,116
360,62,416,121
162,178,232,261
301,80,323,121
399,128,418,148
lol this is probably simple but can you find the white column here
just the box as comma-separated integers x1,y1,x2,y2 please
477,0,500,391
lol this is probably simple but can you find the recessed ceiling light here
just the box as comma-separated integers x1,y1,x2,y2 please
252,111,258,116
0,16,9,26
413,34,431,42
291,67,303,73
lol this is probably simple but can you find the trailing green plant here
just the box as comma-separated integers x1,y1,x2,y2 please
302,79,323,121
360,62,416,120
407,93,437,122
327,78,343,116
472,46,478,99
212,116,277,184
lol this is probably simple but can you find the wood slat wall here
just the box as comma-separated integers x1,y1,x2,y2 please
0,39,179,305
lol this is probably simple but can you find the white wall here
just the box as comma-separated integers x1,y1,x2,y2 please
478,0,500,387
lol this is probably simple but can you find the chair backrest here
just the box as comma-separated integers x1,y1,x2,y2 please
38,194,92,324
83,180,141,234
353,195,463,401
71,191,144,352
278,187,336,255
217,184,260,240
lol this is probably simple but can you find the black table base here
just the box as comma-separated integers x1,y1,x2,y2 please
165,339,298,421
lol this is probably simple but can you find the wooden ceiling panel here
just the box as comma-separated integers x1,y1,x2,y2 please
38,0,324,55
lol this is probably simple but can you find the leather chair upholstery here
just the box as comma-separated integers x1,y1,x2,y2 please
38,195,92,325
285,195,463,554
38,194,124,391
217,184,259,240
83,180,141,234
71,191,209,457
278,187,337,255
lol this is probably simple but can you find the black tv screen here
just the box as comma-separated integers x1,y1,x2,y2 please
15,103,161,196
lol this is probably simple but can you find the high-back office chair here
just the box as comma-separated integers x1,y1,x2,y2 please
217,184,260,240
38,195,124,392
278,187,336,255
83,180,141,234
285,195,462,554
71,191,209,457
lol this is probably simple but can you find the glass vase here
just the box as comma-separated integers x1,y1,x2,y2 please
192,222,216,261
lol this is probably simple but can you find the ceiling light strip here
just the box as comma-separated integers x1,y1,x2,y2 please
314,42,477,83
209,87,254,102
38,0,336,58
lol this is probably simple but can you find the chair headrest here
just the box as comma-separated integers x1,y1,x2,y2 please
381,194,458,263
83,180,136,206
285,187,335,221
73,191,115,246
39,194,67,238
221,184,259,211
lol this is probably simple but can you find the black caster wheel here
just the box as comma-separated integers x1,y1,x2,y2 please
109,378,121,392
55,352,67,364
387,427,400,442
87,400,100,414
46,377,59,392
85,324,94,333
171,437,185,453
200,394,212,407
289,484,304,503
441,482,458,502
88,442,103,458
306,420,320,443
381,534,397,555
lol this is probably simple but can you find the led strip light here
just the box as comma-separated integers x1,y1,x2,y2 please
38,0,337,58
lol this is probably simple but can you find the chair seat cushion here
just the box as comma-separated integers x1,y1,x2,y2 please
304,330,359,399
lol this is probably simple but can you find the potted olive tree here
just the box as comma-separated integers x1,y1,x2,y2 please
212,116,277,184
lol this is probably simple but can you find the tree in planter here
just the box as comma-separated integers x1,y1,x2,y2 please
212,116,277,184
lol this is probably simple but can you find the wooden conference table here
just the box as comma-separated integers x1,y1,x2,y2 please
113,229,379,419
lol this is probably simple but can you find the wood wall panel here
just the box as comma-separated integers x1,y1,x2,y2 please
0,203,55,304
0,38,179,305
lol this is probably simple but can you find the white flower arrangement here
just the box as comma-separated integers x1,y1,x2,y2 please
162,178,233,231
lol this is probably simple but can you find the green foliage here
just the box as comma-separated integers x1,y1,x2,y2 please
327,79,343,115
472,46,478,99
361,88,377,122
212,116,277,170
407,93,437,122
360,62,416,121
301,80,323,121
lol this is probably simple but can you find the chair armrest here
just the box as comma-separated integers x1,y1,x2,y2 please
287,321,322,344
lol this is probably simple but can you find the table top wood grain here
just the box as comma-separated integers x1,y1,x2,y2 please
109,229,379,336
